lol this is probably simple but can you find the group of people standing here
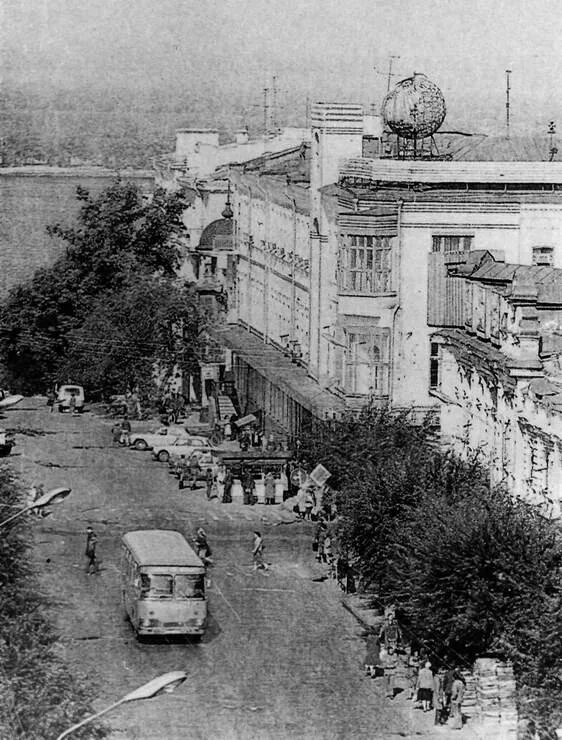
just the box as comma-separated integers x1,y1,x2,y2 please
364,612,467,730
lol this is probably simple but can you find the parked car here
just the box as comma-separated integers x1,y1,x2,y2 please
0,430,15,456
57,385,85,413
151,436,213,464
129,425,191,451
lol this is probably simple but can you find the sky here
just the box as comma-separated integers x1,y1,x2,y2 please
2,0,562,134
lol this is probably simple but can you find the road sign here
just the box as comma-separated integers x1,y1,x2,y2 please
309,464,331,487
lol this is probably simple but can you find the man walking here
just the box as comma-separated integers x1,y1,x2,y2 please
85,526,99,575
252,531,268,571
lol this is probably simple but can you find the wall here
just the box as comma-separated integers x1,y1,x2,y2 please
438,343,562,518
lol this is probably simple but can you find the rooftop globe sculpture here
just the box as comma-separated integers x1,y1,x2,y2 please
381,73,446,156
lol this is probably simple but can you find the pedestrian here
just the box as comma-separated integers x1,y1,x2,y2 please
239,429,250,451
205,468,214,500
251,426,261,448
223,469,233,503
252,530,268,570
304,487,315,520
224,419,232,440
449,671,465,729
85,526,99,575
189,455,201,490
121,414,131,446
390,652,411,700
194,527,212,564
112,421,123,446
379,613,402,653
416,662,434,712
264,471,275,505
216,464,226,501
442,665,455,714
433,668,446,725
364,631,380,678
314,520,328,562
406,648,420,700
242,469,255,505
47,388,56,412
69,394,76,415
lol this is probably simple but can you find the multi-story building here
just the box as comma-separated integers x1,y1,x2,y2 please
157,100,562,514
430,250,562,517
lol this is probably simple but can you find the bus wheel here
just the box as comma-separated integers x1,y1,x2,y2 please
157,450,170,463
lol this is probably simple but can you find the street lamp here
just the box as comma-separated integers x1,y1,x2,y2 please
0,486,71,528
56,671,188,740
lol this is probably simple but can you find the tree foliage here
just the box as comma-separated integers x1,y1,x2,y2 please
300,407,562,735
0,466,106,739
0,180,203,395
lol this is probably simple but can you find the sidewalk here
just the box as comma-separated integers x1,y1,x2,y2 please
341,593,485,739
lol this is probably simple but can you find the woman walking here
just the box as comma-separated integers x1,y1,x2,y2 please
416,662,435,712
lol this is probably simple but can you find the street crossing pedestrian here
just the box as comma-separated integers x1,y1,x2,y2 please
85,526,99,575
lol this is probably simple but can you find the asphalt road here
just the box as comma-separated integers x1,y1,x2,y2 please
6,399,441,740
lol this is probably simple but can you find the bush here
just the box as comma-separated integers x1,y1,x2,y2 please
0,465,106,739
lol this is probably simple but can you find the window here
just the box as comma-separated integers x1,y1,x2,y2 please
429,342,440,389
139,573,173,599
339,235,393,293
175,574,205,599
344,329,390,396
432,235,473,253
532,246,554,266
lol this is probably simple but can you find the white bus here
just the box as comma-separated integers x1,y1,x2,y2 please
121,530,207,639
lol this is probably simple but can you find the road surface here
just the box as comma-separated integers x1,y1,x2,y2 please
6,399,454,739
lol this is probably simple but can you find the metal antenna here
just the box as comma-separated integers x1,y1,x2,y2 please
271,73,278,133
263,84,270,136
505,69,512,140
387,55,400,92
548,121,558,161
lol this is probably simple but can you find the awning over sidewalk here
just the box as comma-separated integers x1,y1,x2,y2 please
210,325,348,419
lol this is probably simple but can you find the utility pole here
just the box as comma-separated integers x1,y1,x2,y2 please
263,84,270,136
271,73,278,133
505,69,512,140
387,55,400,92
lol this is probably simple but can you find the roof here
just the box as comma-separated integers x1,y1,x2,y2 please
231,171,310,215
122,530,203,568
197,218,233,250
450,135,557,162
468,261,562,305
210,324,347,417
339,158,562,185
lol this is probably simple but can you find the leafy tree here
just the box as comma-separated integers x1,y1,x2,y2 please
0,180,202,394
0,466,106,739
300,407,562,735
60,275,204,398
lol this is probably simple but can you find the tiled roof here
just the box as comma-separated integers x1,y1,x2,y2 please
197,218,232,250
470,261,562,304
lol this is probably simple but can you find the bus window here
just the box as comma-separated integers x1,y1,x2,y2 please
139,574,173,598
175,574,205,599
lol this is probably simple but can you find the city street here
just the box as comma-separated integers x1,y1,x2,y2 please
7,400,445,739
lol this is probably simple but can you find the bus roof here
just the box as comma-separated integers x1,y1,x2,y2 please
122,530,203,568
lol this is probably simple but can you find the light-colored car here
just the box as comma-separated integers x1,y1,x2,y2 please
57,385,85,413
129,425,190,451
151,436,213,463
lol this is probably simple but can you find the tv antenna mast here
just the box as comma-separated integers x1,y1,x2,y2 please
386,55,400,92
505,69,512,140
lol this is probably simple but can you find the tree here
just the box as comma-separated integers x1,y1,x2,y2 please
60,276,204,399
300,407,562,735
0,180,201,394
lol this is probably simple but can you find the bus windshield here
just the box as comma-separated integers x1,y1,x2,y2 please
140,574,173,598
175,574,205,599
